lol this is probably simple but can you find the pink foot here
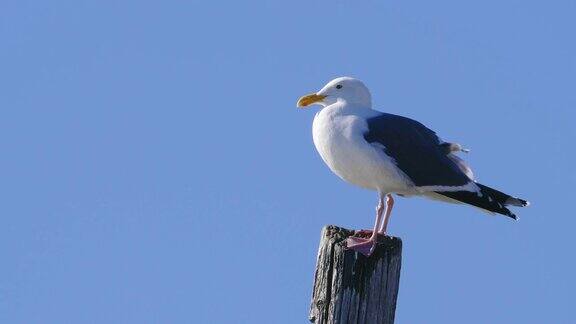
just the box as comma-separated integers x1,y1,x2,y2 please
354,229,374,237
345,236,377,257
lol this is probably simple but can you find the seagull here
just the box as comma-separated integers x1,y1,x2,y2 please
297,77,529,256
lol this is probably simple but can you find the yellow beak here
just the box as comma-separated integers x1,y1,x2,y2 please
297,93,327,108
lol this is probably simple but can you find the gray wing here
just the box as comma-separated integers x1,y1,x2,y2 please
364,113,472,188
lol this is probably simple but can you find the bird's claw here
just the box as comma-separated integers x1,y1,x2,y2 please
345,236,377,257
353,229,374,237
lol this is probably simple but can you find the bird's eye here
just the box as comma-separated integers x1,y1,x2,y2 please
336,84,343,89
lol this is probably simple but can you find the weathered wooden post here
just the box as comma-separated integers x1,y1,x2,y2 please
309,225,402,324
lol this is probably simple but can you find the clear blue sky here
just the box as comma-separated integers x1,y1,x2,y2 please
1,0,574,323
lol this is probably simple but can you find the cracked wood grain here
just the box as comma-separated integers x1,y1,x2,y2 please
309,225,402,324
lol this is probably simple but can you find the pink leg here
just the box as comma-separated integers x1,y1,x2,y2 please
345,194,386,256
378,194,395,234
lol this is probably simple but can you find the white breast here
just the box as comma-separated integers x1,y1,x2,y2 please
312,104,413,194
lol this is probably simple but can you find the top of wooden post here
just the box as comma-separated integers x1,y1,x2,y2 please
309,225,402,324
319,225,402,256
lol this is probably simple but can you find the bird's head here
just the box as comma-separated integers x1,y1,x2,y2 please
297,77,372,109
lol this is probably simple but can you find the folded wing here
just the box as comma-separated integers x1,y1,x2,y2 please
364,113,473,190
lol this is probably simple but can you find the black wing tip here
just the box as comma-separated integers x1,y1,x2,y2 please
503,209,518,220
435,187,523,219
505,197,530,207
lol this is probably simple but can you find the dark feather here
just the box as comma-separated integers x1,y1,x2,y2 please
364,113,470,187
435,184,528,219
